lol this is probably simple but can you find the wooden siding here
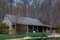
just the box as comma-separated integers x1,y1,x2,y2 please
16,24,27,34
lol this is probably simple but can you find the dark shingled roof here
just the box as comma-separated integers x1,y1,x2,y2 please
4,14,50,27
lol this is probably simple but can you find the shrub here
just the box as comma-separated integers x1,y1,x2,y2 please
28,32,47,37
0,22,9,34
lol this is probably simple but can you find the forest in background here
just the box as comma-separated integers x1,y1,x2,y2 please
0,0,60,25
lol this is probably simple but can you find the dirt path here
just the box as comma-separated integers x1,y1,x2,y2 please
6,38,25,40
48,33,60,37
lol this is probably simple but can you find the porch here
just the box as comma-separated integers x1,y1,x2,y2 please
13,24,53,34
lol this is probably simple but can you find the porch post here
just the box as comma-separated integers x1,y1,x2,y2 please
50,27,52,33
37,27,38,32
33,26,34,32
15,24,16,34
26,25,28,37
46,27,48,32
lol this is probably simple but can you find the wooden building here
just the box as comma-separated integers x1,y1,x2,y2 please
2,14,52,34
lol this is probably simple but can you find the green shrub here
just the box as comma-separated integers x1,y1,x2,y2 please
57,26,60,34
28,33,47,37
0,22,9,34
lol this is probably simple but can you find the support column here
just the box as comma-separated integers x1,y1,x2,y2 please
46,27,48,32
50,27,52,33
37,27,38,32
15,24,16,34
33,26,34,32
26,25,28,37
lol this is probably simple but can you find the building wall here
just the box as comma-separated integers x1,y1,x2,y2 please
2,16,15,34
16,24,27,34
